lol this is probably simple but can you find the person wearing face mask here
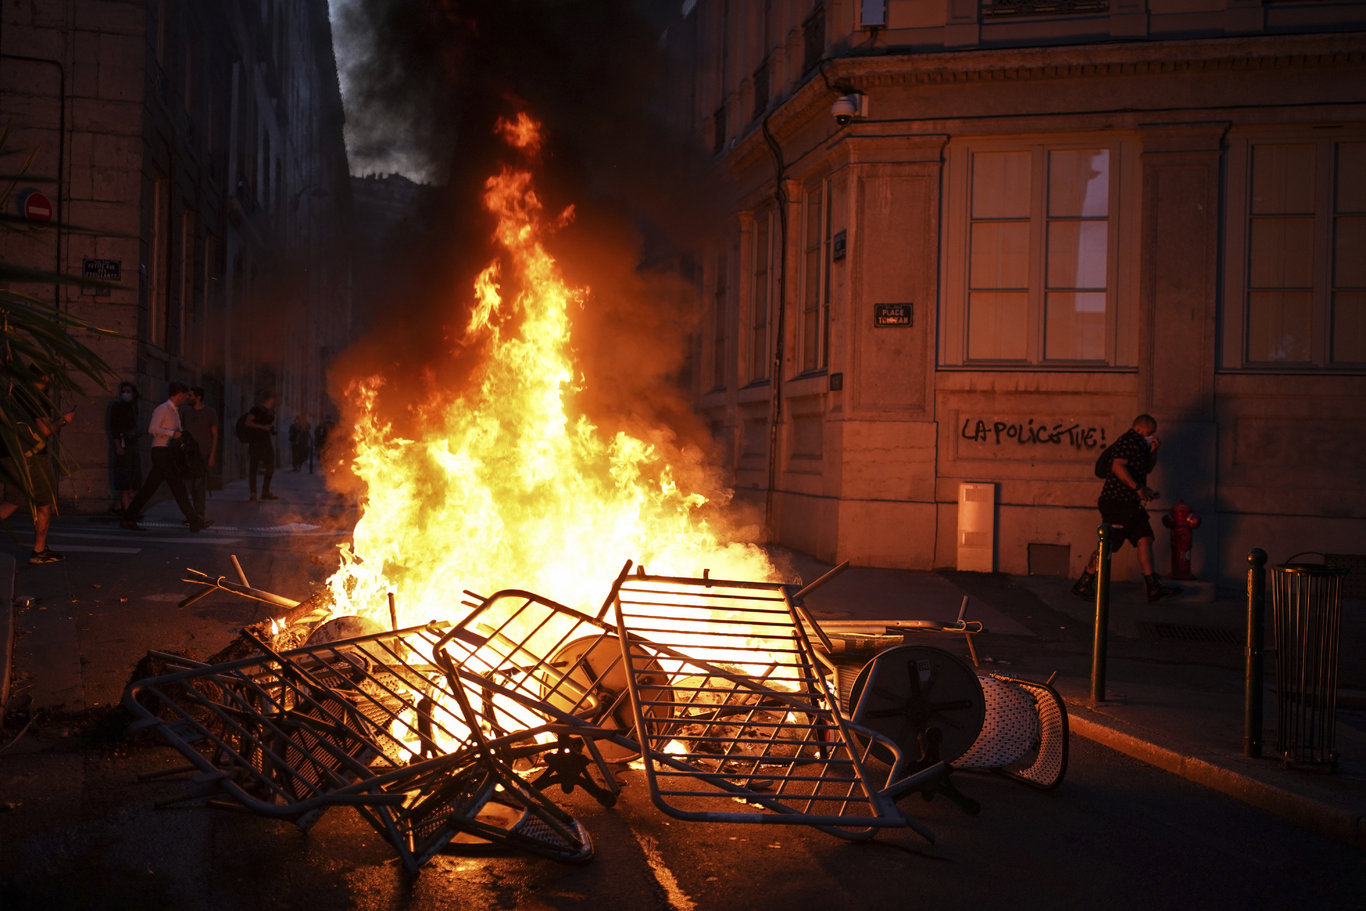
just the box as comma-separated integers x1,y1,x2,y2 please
1071,413,1180,603
106,381,143,517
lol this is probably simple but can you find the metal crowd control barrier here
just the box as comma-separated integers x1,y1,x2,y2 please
607,564,947,841
1270,560,1350,768
125,557,1073,872
123,622,599,871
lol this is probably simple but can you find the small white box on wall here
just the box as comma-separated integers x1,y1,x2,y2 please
957,482,996,573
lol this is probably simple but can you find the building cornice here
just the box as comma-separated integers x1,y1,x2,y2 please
721,32,1366,174
822,32,1366,88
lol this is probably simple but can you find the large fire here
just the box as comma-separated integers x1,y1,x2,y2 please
325,114,775,625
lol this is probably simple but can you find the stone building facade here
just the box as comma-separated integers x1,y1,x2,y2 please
667,1,1366,590
1,0,353,506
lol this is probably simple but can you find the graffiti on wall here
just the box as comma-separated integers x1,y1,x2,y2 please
960,417,1108,450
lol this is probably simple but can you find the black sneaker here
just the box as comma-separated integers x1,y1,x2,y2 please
1145,574,1181,602
29,548,65,565
120,518,144,531
189,519,215,533
260,493,278,501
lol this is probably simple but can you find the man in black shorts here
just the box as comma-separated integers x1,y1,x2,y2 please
0,369,74,564
1071,413,1179,602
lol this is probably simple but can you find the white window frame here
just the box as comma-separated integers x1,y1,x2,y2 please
1221,127,1366,372
710,249,728,391
799,178,830,374
941,134,1140,368
748,205,776,384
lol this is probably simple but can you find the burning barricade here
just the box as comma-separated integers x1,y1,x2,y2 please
121,115,1066,872
122,559,1067,874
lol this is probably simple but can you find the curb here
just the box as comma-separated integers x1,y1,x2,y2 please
1068,709,1365,850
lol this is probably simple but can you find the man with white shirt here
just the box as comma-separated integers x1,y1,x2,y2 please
119,382,214,533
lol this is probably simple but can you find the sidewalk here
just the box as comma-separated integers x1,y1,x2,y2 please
783,551,1366,851
2,471,1363,850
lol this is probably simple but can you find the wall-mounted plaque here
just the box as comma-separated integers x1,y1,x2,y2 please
874,302,912,327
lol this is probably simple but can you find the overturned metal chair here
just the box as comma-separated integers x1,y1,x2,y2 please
952,674,1068,789
815,617,1068,793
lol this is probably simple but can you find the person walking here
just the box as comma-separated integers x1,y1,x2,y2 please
119,382,213,533
0,368,74,564
1071,413,1179,602
106,381,143,516
245,394,278,501
289,413,312,472
181,386,219,521
312,416,333,473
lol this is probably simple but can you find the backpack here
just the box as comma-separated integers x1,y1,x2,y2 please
235,412,251,443
1094,441,1117,479
167,432,204,479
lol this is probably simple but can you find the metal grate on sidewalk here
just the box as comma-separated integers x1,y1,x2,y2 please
1142,622,1241,646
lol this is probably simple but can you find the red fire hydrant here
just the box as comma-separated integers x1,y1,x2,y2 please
1161,500,1201,580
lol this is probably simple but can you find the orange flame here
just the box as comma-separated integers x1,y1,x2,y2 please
327,116,774,625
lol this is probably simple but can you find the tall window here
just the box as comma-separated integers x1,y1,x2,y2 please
1224,135,1366,369
800,180,829,372
179,209,196,355
943,138,1131,367
712,251,728,390
802,6,825,75
751,58,770,122
149,176,170,349
750,208,775,383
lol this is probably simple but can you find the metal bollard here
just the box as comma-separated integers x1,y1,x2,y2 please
1244,548,1267,758
1090,524,1114,704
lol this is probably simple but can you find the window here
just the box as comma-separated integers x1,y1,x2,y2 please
981,0,1107,17
1224,134,1366,369
800,180,829,372
750,208,776,383
149,176,170,349
711,252,728,390
942,137,1135,367
179,209,196,354
751,58,770,122
802,6,825,75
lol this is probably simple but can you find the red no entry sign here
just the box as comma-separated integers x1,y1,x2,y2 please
23,191,53,222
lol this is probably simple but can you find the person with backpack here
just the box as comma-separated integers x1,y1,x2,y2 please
243,394,278,501
181,386,218,521
1071,413,1180,603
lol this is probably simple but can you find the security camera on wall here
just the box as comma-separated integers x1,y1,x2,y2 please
832,93,867,127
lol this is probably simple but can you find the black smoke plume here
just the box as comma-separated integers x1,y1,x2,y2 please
330,0,731,461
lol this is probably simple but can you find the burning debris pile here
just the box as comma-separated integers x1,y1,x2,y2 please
123,560,1067,873
321,113,776,628
123,116,1065,870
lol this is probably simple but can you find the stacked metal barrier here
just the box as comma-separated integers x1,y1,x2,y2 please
124,559,1069,874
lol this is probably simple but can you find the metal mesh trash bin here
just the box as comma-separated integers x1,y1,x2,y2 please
1270,562,1349,767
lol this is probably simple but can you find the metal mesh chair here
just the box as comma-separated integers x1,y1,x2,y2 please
953,675,1068,790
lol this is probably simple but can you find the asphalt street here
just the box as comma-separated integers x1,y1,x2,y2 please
1,464,1363,905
